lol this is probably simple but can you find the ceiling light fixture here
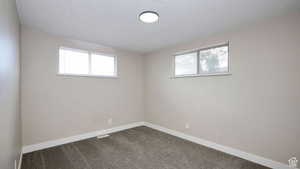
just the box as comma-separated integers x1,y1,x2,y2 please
139,11,159,23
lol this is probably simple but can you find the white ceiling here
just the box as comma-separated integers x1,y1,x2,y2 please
17,0,300,54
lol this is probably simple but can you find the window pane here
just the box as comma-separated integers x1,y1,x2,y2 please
175,52,198,76
59,48,89,74
91,54,115,76
199,46,228,74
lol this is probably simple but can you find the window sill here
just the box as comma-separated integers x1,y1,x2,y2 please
57,73,119,79
171,73,232,78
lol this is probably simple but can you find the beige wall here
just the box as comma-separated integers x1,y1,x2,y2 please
0,0,22,168
144,11,300,164
21,26,144,146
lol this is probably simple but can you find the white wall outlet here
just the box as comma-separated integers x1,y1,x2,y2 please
289,157,298,168
185,123,190,129
108,118,113,125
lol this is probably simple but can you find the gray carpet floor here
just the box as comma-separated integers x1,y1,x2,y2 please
22,126,270,169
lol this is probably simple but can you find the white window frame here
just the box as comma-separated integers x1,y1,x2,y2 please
173,43,231,78
58,47,118,78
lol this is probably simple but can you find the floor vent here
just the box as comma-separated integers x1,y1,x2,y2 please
96,134,110,139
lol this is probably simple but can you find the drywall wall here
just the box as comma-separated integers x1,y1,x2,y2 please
0,0,22,168
21,26,144,146
144,11,300,164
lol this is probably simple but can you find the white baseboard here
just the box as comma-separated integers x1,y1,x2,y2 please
144,122,293,169
22,122,145,153
17,150,23,169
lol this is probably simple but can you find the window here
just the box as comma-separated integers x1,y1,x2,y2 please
199,45,228,74
174,44,229,77
175,52,198,76
59,47,117,77
59,48,89,75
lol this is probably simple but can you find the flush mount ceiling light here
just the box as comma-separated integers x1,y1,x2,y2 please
139,11,159,23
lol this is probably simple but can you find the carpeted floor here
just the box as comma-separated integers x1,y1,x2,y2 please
22,126,270,169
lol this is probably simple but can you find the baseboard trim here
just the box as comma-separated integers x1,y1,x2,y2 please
22,122,145,154
144,122,293,169
17,150,23,169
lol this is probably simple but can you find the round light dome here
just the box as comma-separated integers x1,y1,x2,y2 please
139,11,159,23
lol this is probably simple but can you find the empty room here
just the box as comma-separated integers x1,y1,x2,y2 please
1,0,300,169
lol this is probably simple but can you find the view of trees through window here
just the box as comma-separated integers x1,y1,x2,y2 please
199,46,228,73
175,44,229,76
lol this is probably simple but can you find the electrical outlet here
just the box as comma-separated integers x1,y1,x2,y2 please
185,123,190,129
289,157,298,168
108,118,112,125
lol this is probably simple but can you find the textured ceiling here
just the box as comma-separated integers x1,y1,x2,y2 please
17,0,300,54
